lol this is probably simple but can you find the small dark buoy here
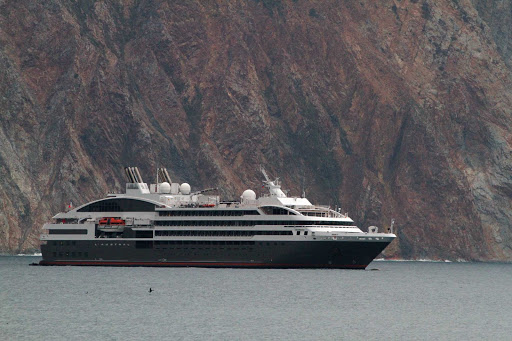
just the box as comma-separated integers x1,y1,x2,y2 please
149,288,153,293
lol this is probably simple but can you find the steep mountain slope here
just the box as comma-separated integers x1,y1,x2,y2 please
0,0,511,260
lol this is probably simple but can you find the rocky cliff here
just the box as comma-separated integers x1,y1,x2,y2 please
0,0,511,260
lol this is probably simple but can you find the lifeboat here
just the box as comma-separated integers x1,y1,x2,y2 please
97,217,126,233
98,218,126,225
110,218,126,225
200,203,216,208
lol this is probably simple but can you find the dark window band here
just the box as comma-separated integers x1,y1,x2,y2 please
159,210,260,217
155,230,293,237
78,198,156,212
49,229,88,235
137,240,257,248
154,220,354,227
135,231,153,238
155,240,255,245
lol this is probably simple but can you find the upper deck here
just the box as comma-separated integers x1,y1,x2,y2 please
53,166,354,223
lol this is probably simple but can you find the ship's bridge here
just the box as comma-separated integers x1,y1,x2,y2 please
255,195,311,208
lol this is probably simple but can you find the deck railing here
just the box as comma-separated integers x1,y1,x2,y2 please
296,205,346,218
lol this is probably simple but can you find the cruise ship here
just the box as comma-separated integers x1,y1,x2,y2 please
39,167,395,269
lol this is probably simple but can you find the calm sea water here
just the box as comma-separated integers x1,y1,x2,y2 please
1,256,511,341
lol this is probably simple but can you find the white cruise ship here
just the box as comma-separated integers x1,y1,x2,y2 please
39,167,395,268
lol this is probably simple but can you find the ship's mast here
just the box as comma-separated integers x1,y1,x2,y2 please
260,166,287,198
261,167,271,182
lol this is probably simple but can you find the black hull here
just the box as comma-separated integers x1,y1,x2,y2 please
40,239,390,269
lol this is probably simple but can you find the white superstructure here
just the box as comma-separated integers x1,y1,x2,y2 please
39,167,395,268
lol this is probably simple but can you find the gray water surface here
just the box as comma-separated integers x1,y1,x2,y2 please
1,257,511,340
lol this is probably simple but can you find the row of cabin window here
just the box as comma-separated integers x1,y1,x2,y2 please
49,229,87,234
159,208,293,216
155,230,293,237
52,241,77,246
154,220,354,226
139,241,283,247
155,240,255,245
301,212,340,217
52,251,88,258
159,210,260,216
156,249,254,254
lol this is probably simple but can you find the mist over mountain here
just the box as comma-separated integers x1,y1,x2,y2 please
0,0,511,260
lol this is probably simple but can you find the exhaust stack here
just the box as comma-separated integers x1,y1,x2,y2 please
124,166,150,195
157,167,172,184
124,167,144,183
124,167,135,183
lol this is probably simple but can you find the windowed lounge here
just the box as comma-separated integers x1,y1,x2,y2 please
77,198,156,212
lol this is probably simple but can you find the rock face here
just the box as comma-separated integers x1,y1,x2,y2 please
0,0,511,260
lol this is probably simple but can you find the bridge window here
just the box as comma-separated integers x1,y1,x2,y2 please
260,206,297,215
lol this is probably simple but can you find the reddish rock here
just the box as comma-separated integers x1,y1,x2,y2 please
0,0,511,260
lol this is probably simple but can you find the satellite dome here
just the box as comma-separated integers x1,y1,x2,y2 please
241,189,256,201
159,182,171,193
180,183,191,195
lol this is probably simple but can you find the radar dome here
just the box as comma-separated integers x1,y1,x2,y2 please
180,183,191,195
241,189,256,201
159,182,171,193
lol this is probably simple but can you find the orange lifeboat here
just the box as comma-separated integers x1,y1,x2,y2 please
110,218,126,225
99,218,125,225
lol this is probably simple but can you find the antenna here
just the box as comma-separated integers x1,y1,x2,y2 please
260,166,287,198
260,166,271,182
301,177,305,198
300,167,306,198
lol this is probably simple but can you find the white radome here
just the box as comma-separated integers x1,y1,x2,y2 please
180,183,191,195
241,189,256,201
159,182,171,193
